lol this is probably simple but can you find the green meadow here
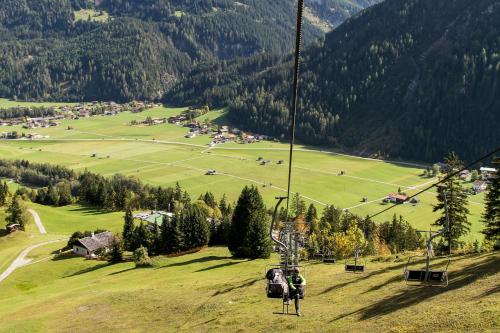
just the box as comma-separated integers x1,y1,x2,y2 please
0,245,498,333
0,100,497,332
0,103,488,240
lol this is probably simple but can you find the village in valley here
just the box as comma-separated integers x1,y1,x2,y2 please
0,101,160,140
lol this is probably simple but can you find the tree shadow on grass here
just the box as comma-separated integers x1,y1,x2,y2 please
212,277,260,296
155,255,233,269
64,263,109,277
477,284,500,298
196,260,246,272
318,260,409,295
331,253,500,322
108,267,136,276
68,206,111,216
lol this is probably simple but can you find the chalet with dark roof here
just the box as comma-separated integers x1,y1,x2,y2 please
73,231,114,258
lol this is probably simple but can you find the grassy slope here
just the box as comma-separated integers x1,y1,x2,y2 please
0,246,498,332
0,105,486,240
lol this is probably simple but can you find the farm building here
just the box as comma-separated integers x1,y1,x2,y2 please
473,180,488,193
73,231,114,258
134,211,173,229
388,193,409,204
480,167,497,180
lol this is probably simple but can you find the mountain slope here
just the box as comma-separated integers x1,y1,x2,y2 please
224,0,500,162
0,0,379,102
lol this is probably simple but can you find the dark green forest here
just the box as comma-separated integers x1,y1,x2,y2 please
173,0,499,162
0,0,498,162
0,0,339,102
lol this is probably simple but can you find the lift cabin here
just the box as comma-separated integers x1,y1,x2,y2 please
404,188,451,287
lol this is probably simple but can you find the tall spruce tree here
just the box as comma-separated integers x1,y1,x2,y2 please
433,152,470,253
107,235,124,263
123,208,135,251
305,203,319,235
6,195,30,230
180,204,209,250
482,158,500,244
290,192,306,218
228,186,271,258
0,181,10,206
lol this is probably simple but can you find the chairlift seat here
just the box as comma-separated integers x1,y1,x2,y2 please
427,270,446,282
404,269,448,286
405,269,427,281
345,264,365,272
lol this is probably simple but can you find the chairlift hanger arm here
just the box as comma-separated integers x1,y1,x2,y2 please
270,196,288,251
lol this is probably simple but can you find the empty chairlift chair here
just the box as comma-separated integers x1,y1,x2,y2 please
323,251,336,264
345,249,365,273
404,231,450,287
404,187,451,287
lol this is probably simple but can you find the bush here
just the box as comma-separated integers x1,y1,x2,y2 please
133,246,152,267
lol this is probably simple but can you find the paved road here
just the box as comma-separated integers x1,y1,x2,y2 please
28,209,46,234
0,239,63,283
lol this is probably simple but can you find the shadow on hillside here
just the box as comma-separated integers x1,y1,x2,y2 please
318,260,409,295
478,284,500,298
196,260,246,272
108,267,136,276
330,253,500,322
156,255,233,269
68,206,111,215
213,277,260,296
52,251,77,261
64,263,109,277
0,229,8,237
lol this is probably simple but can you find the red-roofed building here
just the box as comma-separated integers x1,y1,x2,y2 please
388,193,409,204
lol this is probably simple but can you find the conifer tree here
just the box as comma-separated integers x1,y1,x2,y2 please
165,214,185,253
174,182,182,201
305,203,319,235
180,204,209,249
132,222,153,252
290,192,306,218
433,152,470,252
228,186,271,258
482,158,500,244
0,181,10,206
319,205,342,233
203,192,217,208
107,235,124,263
6,195,30,230
123,208,135,251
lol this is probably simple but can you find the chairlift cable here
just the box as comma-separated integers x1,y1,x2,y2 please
285,0,305,220
367,146,500,220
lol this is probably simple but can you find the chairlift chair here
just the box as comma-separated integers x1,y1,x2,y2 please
404,187,451,287
345,249,366,273
323,251,336,264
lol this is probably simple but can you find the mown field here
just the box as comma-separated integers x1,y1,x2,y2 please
0,99,488,240
0,99,498,332
0,245,498,333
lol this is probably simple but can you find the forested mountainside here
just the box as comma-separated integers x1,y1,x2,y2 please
209,0,499,162
0,0,375,102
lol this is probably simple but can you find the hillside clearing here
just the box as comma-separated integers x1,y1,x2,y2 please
0,246,498,332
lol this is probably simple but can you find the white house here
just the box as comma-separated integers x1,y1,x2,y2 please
480,167,497,180
73,232,114,258
473,180,488,193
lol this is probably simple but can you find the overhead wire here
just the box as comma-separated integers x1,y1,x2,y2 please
367,147,500,220
285,0,305,220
